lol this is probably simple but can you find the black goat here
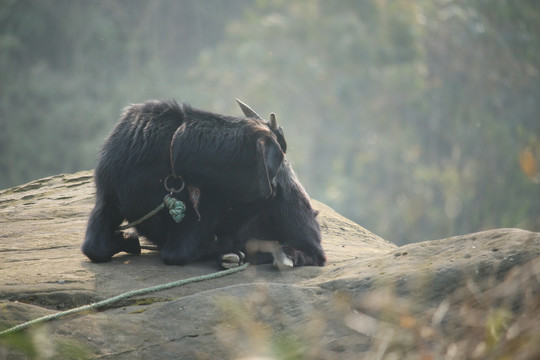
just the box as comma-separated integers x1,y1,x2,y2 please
82,100,325,267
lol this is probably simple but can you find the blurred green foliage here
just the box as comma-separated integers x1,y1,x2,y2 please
1,0,538,244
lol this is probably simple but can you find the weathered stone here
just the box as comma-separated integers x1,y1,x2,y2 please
1,171,539,359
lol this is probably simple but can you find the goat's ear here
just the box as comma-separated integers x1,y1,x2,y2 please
256,137,284,198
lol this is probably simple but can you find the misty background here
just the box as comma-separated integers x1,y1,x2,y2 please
1,0,539,245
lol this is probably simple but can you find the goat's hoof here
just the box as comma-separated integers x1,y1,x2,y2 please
273,249,294,271
220,251,245,269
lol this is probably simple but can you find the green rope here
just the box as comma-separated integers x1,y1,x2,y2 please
117,195,185,231
164,195,186,223
0,262,249,337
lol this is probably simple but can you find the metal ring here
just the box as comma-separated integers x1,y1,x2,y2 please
163,174,185,194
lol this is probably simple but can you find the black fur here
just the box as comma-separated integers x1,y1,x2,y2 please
234,159,326,266
82,100,325,266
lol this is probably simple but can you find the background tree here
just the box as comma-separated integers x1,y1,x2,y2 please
1,0,538,244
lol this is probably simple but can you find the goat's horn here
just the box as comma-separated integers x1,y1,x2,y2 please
269,113,278,130
236,99,263,120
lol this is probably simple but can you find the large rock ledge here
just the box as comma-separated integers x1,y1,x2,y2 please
1,171,539,359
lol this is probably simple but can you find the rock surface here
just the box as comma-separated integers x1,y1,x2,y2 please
1,171,539,359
